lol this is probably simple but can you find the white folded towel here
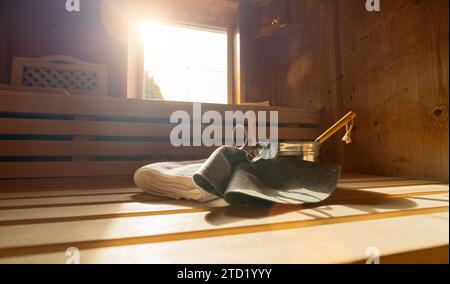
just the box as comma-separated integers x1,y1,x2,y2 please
133,160,217,202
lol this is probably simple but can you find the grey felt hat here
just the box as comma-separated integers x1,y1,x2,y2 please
193,146,341,206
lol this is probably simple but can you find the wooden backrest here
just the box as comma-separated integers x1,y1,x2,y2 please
0,91,321,183
11,55,108,97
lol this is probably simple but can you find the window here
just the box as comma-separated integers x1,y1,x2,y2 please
140,22,228,104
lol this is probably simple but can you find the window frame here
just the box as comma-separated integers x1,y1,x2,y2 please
127,19,237,105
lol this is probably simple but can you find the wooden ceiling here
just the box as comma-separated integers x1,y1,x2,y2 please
128,0,240,28
98,0,240,45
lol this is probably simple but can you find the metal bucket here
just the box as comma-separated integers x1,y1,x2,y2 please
278,141,321,162
276,112,357,163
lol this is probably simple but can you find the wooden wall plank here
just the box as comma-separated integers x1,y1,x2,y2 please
239,0,341,163
238,0,448,181
337,0,449,181
0,0,9,84
7,0,128,98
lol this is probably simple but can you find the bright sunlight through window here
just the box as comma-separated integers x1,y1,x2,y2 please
141,22,228,104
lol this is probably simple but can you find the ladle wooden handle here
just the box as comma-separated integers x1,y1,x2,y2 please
315,111,357,144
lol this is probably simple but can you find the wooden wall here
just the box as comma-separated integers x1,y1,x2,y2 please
4,0,128,97
126,0,238,100
1,0,238,98
129,0,238,28
337,0,449,180
239,0,448,180
0,0,9,84
0,0,448,180
239,0,342,164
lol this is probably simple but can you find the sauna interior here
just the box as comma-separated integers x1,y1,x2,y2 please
0,0,448,264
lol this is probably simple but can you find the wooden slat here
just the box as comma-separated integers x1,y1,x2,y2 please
0,199,228,225
4,179,440,200
0,176,135,192
0,175,447,263
337,184,449,197
338,175,410,183
0,118,172,137
0,173,395,193
0,211,447,264
0,161,152,179
0,182,447,224
0,194,447,252
0,176,446,206
0,187,141,200
0,141,216,157
0,92,321,125
0,118,320,139
337,179,446,190
0,192,165,210
278,127,320,140
0,129,319,157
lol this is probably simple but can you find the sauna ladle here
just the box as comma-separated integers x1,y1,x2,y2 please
278,111,357,162
315,111,357,144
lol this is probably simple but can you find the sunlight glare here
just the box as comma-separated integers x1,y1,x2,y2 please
141,21,228,104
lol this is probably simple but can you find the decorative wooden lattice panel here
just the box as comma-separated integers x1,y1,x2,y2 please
11,55,107,96
22,66,98,91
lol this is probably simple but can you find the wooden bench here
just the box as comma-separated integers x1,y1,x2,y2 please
0,91,448,264
0,90,321,187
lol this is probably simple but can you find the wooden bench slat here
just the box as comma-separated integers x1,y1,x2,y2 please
0,187,141,200
0,199,227,224
0,192,164,210
0,92,321,125
0,183,447,224
0,194,447,251
339,177,409,183
0,93,322,181
0,128,320,157
337,179,446,189
1,212,447,264
0,118,172,137
0,118,320,140
0,174,401,193
0,141,216,157
0,161,152,179
0,180,434,200
0,127,319,156
0,176,135,192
